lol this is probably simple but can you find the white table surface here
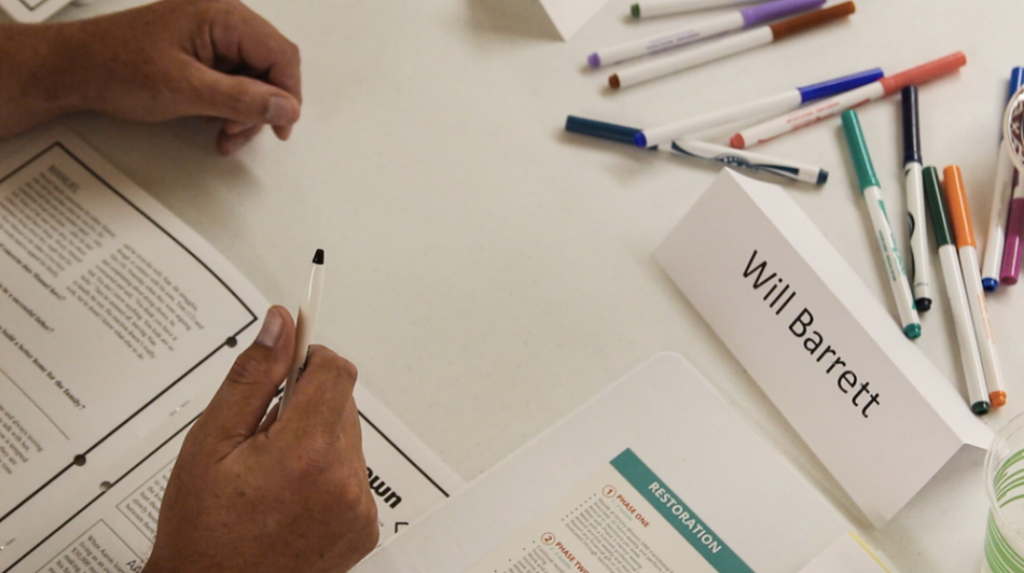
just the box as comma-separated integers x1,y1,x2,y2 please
6,0,1024,570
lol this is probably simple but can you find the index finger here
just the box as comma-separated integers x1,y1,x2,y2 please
278,345,357,437
208,1,303,103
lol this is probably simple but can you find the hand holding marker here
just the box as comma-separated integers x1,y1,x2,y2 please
900,86,932,312
609,2,855,89
922,168,989,415
588,0,824,68
630,0,763,19
841,110,921,340
730,52,967,149
280,248,326,413
634,67,882,148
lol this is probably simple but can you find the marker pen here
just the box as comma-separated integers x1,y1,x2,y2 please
630,0,760,19
730,52,966,149
609,2,855,89
280,248,325,412
923,167,988,414
998,68,1024,286
565,115,827,184
590,0,823,68
901,86,932,311
982,67,1024,290
636,67,882,148
842,110,921,340
943,166,1006,408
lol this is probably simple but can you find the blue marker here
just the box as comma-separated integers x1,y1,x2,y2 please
635,67,883,149
981,67,1024,291
565,115,827,185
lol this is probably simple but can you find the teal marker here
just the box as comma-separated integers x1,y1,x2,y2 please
923,167,989,414
841,110,922,340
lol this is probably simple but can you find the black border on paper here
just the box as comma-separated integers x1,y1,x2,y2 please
0,142,257,523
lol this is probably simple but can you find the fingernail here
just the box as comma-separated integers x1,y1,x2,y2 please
265,96,295,126
256,308,284,347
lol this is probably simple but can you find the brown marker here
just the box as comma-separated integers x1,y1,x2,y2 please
609,1,855,89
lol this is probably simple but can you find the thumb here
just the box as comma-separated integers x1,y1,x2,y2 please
198,306,296,448
187,65,301,128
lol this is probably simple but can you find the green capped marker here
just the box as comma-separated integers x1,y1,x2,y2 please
840,109,922,340
922,167,989,415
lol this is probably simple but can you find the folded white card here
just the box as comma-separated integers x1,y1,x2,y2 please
655,169,992,527
537,0,610,40
0,0,72,23
798,533,894,573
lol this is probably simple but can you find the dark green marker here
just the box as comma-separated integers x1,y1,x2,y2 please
922,167,989,415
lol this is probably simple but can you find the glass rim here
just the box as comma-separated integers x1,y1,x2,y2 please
985,413,1024,548
1003,86,1024,173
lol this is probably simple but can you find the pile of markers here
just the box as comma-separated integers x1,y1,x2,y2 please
840,106,1006,416
838,68,1024,416
566,48,966,185
590,0,853,89
563,1,1024,416
565,0,968,184
982,68,1024,293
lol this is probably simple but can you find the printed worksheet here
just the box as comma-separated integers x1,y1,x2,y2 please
0,128,463,572
468,449,752,573
354,353,850,573
1,387,463,573
0,133,259,517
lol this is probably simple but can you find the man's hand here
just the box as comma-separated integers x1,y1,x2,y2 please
0,0,301,154
143,307,379,573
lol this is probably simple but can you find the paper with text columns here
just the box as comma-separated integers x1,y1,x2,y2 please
654,169,992,527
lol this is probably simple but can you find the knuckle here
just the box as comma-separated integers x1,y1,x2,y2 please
307,346,358,382
224,351,266,386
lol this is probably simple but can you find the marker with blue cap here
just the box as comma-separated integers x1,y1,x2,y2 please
841,109,921,340
986,67,1024,290
565,115,827,184
635,67,882,149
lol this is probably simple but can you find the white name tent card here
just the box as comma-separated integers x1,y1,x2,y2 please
537,0,611,40
0,0,73,23
654,169,992,527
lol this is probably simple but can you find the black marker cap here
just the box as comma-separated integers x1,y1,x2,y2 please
313,248,325,265
901,86,922,165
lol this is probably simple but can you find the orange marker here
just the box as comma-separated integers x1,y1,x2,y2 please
943,166,1007,408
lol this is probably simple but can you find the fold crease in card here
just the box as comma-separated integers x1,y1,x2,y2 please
654,169,992,527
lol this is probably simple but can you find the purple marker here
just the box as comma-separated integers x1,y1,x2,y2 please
587,0,824,68
1000,68,1024,286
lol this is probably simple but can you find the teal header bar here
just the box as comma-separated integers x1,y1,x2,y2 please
610,449,756,573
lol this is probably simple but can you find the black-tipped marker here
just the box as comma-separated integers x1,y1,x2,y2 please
281,248,325,412
901,86,933,313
